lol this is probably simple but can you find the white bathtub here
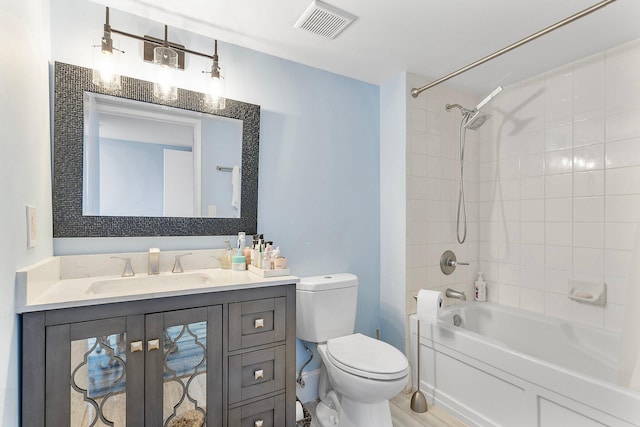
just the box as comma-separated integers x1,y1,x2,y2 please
409,302,640,427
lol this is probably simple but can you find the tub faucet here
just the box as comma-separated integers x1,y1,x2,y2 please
446,288,467,301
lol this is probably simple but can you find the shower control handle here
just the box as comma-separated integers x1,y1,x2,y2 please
440,250,468,275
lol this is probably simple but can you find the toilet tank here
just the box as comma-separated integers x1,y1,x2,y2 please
296,273,358,343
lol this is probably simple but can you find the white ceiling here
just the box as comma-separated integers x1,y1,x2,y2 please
98,0,640,95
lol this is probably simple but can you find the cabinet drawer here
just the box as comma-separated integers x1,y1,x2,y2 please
229,297,286,351
228,393,285,427
229,345,286,404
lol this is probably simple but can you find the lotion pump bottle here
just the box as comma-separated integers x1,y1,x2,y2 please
475,272,487,302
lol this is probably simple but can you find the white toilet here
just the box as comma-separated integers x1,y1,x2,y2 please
296,273,409,427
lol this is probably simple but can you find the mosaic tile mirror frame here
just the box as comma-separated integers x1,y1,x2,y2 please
52,62,259,237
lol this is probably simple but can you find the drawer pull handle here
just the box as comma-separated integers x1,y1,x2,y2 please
255,318,264,329
254,420,264,427
254,369,264,380
130,341,143,353
147,339,160,351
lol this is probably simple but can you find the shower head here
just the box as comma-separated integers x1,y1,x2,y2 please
464,110,491,130
446,86,503,131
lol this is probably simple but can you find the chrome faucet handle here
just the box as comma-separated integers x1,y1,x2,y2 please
172,253,192,273
111,256,135,277
448,259,469,267
440,250,468,275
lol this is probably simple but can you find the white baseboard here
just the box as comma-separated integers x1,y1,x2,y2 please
296,368,321,404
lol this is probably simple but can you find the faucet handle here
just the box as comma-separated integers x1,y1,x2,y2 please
440,250,468,275
172,253,192,273
111,256,135,277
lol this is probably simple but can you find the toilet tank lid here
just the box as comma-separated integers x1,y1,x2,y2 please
297,273,358,291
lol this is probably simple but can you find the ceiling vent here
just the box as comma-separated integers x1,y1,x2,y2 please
293,0,357,39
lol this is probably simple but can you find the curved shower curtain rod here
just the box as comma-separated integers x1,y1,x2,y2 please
410,0,617,98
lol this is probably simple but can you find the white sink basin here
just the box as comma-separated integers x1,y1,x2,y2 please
85,272,213,295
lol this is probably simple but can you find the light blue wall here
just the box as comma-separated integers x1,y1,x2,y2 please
379,73,407,352
50,0,381,374
0,0,52,424
201,118,242,218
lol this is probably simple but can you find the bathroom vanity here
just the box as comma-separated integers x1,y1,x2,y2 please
17,253,298,427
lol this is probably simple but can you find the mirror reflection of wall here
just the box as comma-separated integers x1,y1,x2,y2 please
83,92,242,218
201,117,243,218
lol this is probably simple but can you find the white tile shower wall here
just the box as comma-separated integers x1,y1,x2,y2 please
478,39,640,332
405,74,479,350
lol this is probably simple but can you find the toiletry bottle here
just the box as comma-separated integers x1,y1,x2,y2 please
260,243,269,270
251,243,258,268
475,272,487,302
271,246,280,269
243,234,252,266
221,239,233,269
238,232,246,254
257,241,263,268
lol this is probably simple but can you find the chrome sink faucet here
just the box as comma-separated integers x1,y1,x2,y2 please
172,253,192,273
112,256,135,277
446,288,467,301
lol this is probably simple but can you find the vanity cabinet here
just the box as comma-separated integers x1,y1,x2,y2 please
21,284,296,427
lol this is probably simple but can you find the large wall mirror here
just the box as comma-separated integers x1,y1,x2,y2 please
53,62,259,237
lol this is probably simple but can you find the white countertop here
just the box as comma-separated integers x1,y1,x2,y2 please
16,253,299,313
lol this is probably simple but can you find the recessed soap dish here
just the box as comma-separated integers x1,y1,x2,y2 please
568,280,606,306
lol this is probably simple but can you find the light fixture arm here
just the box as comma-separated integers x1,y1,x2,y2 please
94,6,226,108
102,7,112,52
96,7,124,55
103,6,216,61
204,40,222,79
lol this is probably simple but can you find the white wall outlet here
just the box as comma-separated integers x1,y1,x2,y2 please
26,205,37,248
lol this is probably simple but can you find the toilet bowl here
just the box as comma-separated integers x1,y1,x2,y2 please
317,334,409,427
296,274,409,427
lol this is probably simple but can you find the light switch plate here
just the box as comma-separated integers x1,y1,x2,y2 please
26,205,37,248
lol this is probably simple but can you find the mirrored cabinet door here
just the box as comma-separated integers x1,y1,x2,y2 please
44,306,222,427
145,306,223,427
46,316,144,426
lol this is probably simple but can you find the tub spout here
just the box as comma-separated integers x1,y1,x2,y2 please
446,288,467,301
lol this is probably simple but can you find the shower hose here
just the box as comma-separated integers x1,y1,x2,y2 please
456,113,471,244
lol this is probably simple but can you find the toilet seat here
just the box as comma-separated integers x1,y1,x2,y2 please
326,333,409,381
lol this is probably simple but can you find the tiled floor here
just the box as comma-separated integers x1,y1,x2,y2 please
304,392,468,427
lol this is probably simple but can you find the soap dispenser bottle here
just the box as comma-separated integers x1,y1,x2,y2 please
221,239,233,269
474,272,487,302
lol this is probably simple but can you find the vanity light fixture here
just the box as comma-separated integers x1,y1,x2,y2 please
92,7,123,92
203,40,226,109
152,25,179,102
92,7,227,108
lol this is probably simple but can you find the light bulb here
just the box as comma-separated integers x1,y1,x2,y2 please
153,46,178,101
92,34,121,92
206,76,226,109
